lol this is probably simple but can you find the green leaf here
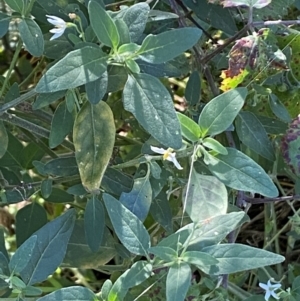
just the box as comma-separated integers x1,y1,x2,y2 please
148,246,178,262
16,203,48,247
138,28,202,64
88,0,119,49
115,19,130,45
150,191,173,233
44,157,78,177
84,196,105,252
45,188,74,203
236,112,275,161
67,184,87,196
36,46,108,93
108,261,152,301
49,101,73,148
185,212,247,250
207,148,278,197
19,209,76,285
41,179,53,199
183,170,227,223
185,71,201,106
166,262,191,301
182,0,237,36
85,71,108,105
74,101,115,193
177,112,201,142
9,235,37,274
36,286,96,301
18,18,44,57
5,0,24,13
125,59,140,73
33,90,67,110
201,243,285,275
202,137,228,155
121,3,150,42
256,115,287,135
269,93,291,122
199,87,247,137
101,168,133,196
0,121,8,158
123,73,182,149
20,143,44,169
0,12,10,38
100,280,112,301
120,170,152,222
181,251,218,268
107,65,128,92
103,193,151,256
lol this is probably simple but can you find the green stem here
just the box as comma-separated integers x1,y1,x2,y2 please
0,40,23,99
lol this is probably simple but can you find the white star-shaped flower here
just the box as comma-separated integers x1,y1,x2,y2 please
46,15,67,41
259,280,281,301
150,146,183,170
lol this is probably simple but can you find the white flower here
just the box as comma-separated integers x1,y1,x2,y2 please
46,15,67,41
259,280,281,301
150,146,183,170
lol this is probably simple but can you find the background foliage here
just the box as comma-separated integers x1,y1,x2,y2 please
1,0,300,300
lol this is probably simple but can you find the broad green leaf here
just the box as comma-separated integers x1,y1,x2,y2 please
49,101,73,148
157,229,191,251
0,132,24,168
19,143,44,170
36,46,108,93
185,212,247,250
107,65,128,92
182,0,237,36
125,59,140,73
101,168,133,196
18,18,44,57
150,192,173,233
166,262,191,301
181,251,218,268
183,170,227,223
67,184,87,196
74,101,115,193
148,246,178,262
201,243,285,275
121,3,150,42
202,137,228,155
85,71,108,105
0,252,9,276
15,203,47,247
138,27,202,64
115,19,130,45
88,1,119,49
65,90,76,112
207,148,278,197
33,90,67,110
236,112,275,161
103,193,150,256
177,112,201,142
5,0,24,13
120,170,152,222
84,196,105,252
185,71,201,106
37,286,96,301
9,236,37,274
23,286,42,296
63,221,116,268
123,73,182,149
108,261,152,301
44,157,78,177
19,209,76,285
41,179,52,199
0,12,10,38
0,121,8,158
45,187,74,203
256,115,287,135
101,280,112,301
269,93,291,122
199,87,247,137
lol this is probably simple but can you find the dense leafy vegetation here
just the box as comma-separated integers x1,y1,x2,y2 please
1,0,300,300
